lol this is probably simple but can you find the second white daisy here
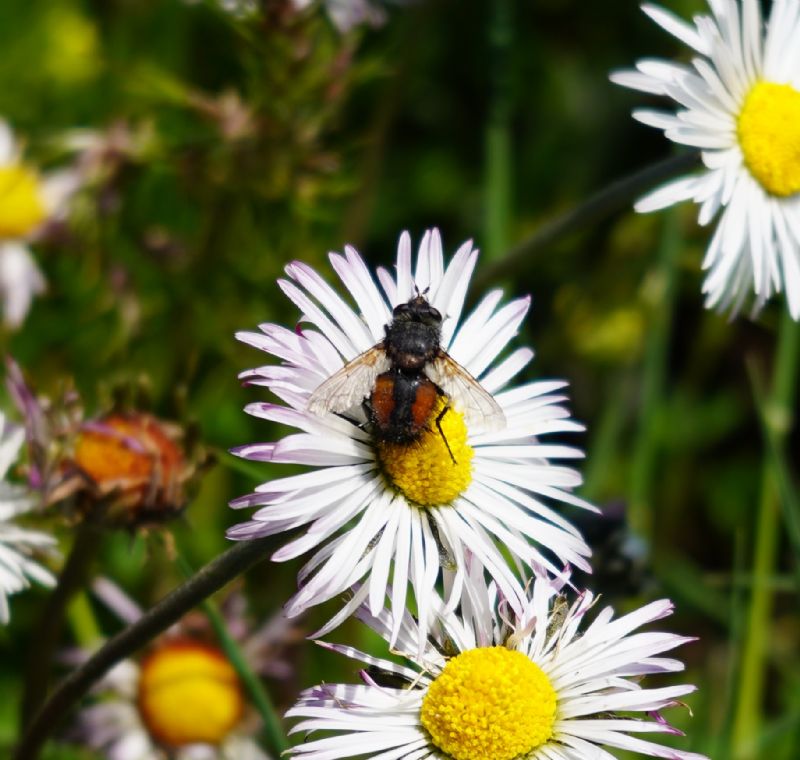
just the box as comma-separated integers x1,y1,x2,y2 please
287,567,707,760
230,229,593,642
612,0,800,318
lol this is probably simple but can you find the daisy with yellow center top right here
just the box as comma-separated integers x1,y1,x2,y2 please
287,565,707,760
612,0,800,318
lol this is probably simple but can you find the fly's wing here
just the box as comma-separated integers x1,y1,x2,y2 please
426,353,505,432
307,345,390,417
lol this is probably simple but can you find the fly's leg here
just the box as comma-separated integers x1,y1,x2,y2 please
431,384,457,464
435,404,457,465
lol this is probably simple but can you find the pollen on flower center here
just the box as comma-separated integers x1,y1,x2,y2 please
737,81,800,198
420,646,557,760
376,397,473,507
0,164,47,238
137,639,244,747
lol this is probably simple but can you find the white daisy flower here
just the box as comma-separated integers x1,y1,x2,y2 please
230,229,593,646
0,119,79,328
72,582,288,760
0,410,56,624
611,0,800,318
287,566,708,760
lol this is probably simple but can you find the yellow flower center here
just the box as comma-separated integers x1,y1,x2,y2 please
0,164,47,238
420,647,557,760
377,398,473,507
737,81,800,197
137,639,244,747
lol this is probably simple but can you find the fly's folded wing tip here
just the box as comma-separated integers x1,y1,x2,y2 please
306,395,326,415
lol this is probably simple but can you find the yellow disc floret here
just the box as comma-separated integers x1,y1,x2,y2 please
738,81,800,197
137,639,244,747
0,164,47,238
420,646,557,760
377,398,473,507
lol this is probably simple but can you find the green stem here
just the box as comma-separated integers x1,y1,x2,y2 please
746,355,800,590
66,591,103,647
13,537,275,760
733,309,800,759
628,209,681,541
484,0,513,261
582,372,633,499
176,556,289,753
715,530,747,759
19,520,102,729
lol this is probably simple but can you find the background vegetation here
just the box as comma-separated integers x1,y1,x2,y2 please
1,0,798,758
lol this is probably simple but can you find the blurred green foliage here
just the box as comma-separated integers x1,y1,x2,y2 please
1,1,798,759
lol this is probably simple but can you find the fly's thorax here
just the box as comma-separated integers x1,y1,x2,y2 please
384,320,441,369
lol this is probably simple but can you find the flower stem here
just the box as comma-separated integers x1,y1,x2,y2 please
177,555,290,754
66,590,103,646
19,520,102,729
582,372,633,499
628,208,681,541
473,151,699,290
746,354,800,590
484,0,513,261
13,537,275,760
733,309,800,759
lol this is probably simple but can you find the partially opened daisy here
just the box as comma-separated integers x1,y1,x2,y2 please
230,229,593,643
0,410,56,623
0,119,77,328
611,0,800,317
287,566,707,760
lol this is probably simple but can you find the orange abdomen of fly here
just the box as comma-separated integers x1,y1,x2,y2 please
370,373,397,429
368,371,439,443
409,379,438,431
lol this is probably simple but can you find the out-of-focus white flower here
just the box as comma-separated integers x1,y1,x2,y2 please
0,243,46,331
0,120,79,328
0,411,56,624
612,0,800,318
291,0,388,32
72,581,298,759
